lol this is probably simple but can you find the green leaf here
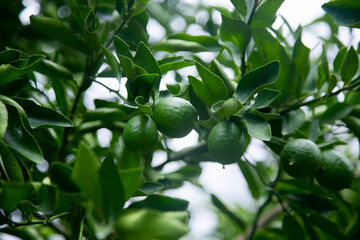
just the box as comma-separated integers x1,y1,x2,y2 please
0,181,32,212
252,88,281,109
238,160,262,199
134,42,161,76
220,15,252,53
234,61,280,104
167,34,221,51
322,1,360,27
188,75,215,107
343,115,360,140
52,78,69,115
126,74,159,101
50,162,80,193
321,103,353,123
0,55,45,85
98,154,125,222
13,98,73,128
341,46,359,85
283,215,305,240
195,61,229,102
118,55,138,81
37,184,57,214
253,29,294,100
0,100,7,138
85,9,98,32
102,45,122,82
72,141,102,206
231,0,247,17
321,45,330,84
209,59,236,95
30,15,89,53
0,49,21,64
308,118,321,142
154,36,218,52
333,46,347,72
243,113,271,141
3,106,43,164
114,209,190,240
158,56,193,74
0,141,24,182
292,32,310,97
250,0,285,29
282,109,306,135
34,59,73,80
129,195,189,212
114,36,133,59
137,182,164,196
211,98,243,117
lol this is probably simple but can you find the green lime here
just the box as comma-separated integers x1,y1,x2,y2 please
208,120,246,165
123,114,158,154
315,150,354,191
280,139,321,178
153,97,198,138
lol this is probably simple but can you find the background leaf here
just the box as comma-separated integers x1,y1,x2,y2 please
341,46,359,85
322,1,360,26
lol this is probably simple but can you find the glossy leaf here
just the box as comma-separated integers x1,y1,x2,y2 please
167,34,221,51
282,109,306,135
129,195,189,212
252,88,281,109
341,46,358,85
98,154,125,222
134,42,161,76
231,0,247,17
250,0,285,29
234,61,280,104
13,98,73,128
3,106,43,164
220,15,252,53
321,103,353,123
115,209,189,240
322,1,360,27
209,59,236,95
283,215,304,240
195,61,229,102
238,160,262,199
50,162,80,193
0,100,7,138
253,29,294,100
0,181,32,212
211,98,243,117
155,39,211,52
114,36,133,59
243,113,271,141
126,73,159,101
188,75,215,107
158,56,193,74
0,141,24,182
72,141,102,206
333,46,347,72
30,15,89,53
102,45,122,82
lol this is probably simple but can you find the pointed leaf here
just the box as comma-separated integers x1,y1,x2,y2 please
243,113,271,141
114,209,190,240
114,36,133,59
0,100,7,138
341,46,359,85
118,55,138,81
322,1,360,27
235,61,280,104
98,154,125,222
13,98,73,128
188,75,215,107
238,160,262,199
167,34,221,51
158,56,193,74
211,98,243,117
72,141,102,205
252,88,281,109
250,0,285,29
220,15,252,53
154,39,209,52
3,106,43,163
126,74,158,101
231,0,247,17
134,42,161,76
102,45,122,82
293,33,310,97
333,46,347,72
195,61,229,101
30,15,89,53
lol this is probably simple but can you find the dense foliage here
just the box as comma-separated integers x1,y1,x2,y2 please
1,0,360,239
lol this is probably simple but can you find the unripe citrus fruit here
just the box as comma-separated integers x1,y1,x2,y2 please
280,139,321,178
123,114,158,154
315,150,354,191
153,97,198,138
208,120,246,165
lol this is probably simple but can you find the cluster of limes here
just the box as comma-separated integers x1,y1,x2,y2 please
280,138,355,191
123,97,198,154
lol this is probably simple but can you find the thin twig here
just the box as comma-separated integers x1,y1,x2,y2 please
248,194,273,240
93,79,127,101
